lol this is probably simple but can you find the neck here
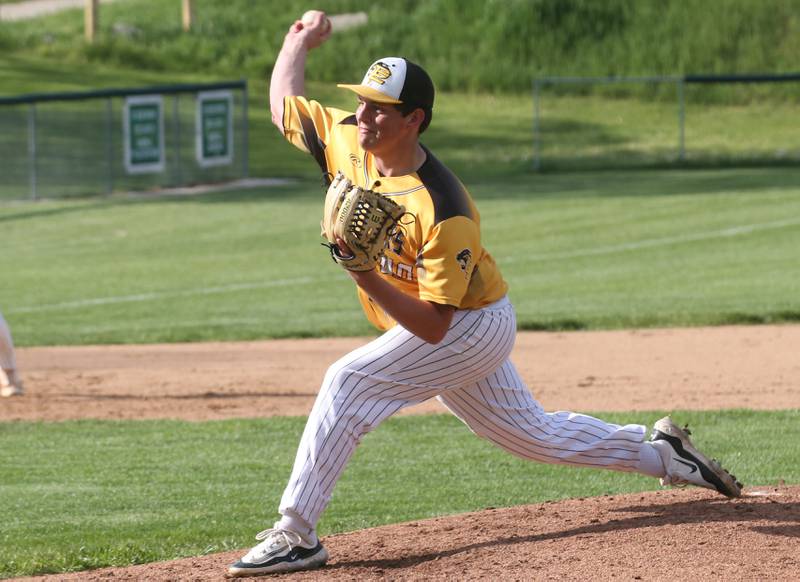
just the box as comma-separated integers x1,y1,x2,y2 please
373,143,427,177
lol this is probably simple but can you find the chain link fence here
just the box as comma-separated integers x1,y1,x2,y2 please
532,73,800,171
0,80,248,201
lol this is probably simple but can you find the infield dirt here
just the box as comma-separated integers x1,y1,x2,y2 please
8,325,800,580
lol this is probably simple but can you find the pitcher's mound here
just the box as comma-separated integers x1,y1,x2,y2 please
24,485,799,581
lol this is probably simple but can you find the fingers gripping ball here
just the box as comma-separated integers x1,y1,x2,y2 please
301,10,331,33
321,172,405,272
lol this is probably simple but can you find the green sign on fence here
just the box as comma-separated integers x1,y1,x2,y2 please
196,91,233,167
123,95,165,174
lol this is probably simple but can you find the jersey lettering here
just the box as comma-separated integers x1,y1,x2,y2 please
380,255,417,281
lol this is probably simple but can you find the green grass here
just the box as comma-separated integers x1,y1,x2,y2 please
1,166,799,346
0,53,211,95
1,410,796,577
535,92,800,170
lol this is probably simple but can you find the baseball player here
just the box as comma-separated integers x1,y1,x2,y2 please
228,11,742,577
0,311,24,397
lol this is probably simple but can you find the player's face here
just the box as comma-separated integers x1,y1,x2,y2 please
355,97,413,153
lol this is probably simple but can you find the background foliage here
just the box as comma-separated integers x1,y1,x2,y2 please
1,0,799,97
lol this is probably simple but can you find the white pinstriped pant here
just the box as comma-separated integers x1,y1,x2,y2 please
279,297,647,529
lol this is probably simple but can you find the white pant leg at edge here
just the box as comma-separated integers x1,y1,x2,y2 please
279,297,517,529
437,359,647,472
0,312,18,372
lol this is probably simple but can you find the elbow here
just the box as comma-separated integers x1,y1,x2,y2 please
426,333,446,345
270,107,284,134
422,324,449,345
421,304,455,344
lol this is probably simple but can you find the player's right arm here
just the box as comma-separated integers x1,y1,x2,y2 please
269,13,331,132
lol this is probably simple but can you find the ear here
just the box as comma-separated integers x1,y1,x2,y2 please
405,108,425,131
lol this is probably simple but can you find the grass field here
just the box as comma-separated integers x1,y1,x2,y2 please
1,165,799,346
2,61,800,339
2,410,798,577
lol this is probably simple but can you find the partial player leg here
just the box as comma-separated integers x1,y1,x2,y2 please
437,362,742,496
0,313,23,398
229,298,516,577
279,299,516,529
437,359,648,472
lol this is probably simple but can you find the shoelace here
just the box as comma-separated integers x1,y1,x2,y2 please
254,527,304,551
660,474,688,487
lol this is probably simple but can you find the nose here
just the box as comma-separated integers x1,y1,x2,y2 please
355,102,371,124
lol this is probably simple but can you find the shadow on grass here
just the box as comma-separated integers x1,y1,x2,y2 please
720,311,800,325
518,319,588,332
0,179,322,222
469,165,800,201
53,390,319,400
516,311,800,333
0,199,118,223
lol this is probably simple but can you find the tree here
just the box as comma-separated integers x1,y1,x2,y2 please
182,0,193,32
84,0,98,42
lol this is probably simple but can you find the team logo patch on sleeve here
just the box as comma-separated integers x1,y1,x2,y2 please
456,249,473,278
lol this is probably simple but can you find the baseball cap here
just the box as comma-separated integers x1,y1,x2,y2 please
337,57,435,111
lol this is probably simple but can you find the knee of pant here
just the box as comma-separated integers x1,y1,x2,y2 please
321,362,360,396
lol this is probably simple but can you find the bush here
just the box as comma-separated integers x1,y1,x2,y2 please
2,0,799,100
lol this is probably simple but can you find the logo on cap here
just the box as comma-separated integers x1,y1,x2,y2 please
367,62,393,85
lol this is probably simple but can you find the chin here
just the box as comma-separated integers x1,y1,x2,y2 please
358,138,378,152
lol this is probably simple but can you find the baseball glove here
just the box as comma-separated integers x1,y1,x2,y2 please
321,171,405,271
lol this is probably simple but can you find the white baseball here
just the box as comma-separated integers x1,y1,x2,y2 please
301,10,324,27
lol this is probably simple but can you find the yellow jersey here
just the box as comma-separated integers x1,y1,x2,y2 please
282,96,508,330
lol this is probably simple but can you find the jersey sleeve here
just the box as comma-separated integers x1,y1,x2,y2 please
281,96,347,156
416,216,481,307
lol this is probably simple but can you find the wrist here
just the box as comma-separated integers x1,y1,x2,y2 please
283,30,309,53
348,268,378,284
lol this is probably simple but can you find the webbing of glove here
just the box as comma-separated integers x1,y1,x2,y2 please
329,185,405,272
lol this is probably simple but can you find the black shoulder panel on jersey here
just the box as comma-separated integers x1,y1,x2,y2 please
340,114,358,126
300,115,328,174
417,147,473,224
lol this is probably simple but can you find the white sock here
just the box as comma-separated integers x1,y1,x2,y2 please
636,441,667,478
1,368,20,387
277,510,315,544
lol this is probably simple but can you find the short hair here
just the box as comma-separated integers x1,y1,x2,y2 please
394,102,432,134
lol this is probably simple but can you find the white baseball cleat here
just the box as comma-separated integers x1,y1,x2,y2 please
0,384,24,397
650,416,742,498
227,526,328,577
1,368,24,398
